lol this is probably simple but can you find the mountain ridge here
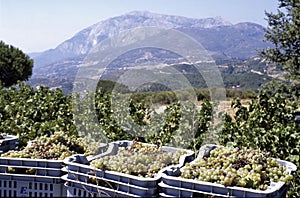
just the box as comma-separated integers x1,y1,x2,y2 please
28,10,273,93
30,11,243,69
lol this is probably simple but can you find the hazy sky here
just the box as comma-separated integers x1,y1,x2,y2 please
0,0,279,53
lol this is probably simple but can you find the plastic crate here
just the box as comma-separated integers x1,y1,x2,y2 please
0,142,109,177
159,175,292,198
63,175,156,197
0,142,109,197
0,157,64,177
0,156,65,197
0,174,66,197
159,181,236,198
159,144,297,198
0,135,18,154
63,140,194,197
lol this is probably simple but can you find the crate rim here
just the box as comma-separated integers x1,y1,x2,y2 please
64,140,195,181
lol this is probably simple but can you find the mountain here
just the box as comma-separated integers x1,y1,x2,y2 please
178,22,267,59
28,11,273,93
31,11,233,69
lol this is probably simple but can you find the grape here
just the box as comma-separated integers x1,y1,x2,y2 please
2,131,95,160
91,141,186,178
180,146,294,190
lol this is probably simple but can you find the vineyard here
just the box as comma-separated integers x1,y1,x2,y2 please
0,81,299,197
0,0,299,196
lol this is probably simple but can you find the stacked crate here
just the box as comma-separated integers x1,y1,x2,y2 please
63,140,194,197
158,144,297,198
0,157,65,197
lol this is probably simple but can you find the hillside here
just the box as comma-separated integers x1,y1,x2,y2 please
27,11,277,93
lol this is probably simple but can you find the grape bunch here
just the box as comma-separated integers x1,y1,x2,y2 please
2,131,95,160
91,141,186,178
180,146,294,190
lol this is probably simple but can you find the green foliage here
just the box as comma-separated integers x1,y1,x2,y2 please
222,73,272,91
226,88,256,99
72,91,109,144
94,90,135,141
255,1,300,194
82,86,213,151
261,0,300,88
193,99,213,150
129,88,255,106
0,41,33,87
145,101,182,146
0,82,77,147
219,91,300,197
5,79,300,196
96,79,131,94
219,2,300,196
130,90,179,105
262,80,300,99
145,99,213,153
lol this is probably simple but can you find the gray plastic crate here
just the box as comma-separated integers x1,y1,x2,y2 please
159,144,297,198
0,174,66,197
159,176,292,198
0,135,18,154
62,170,158,197
0,142,109,197
159,181,236,198
0,142,109,177
0,157,64,177
63,175,156,197
0,157,65,197
63,140,194,197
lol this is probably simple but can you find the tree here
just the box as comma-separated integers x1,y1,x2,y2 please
260,0,300,97
0,41,33,87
